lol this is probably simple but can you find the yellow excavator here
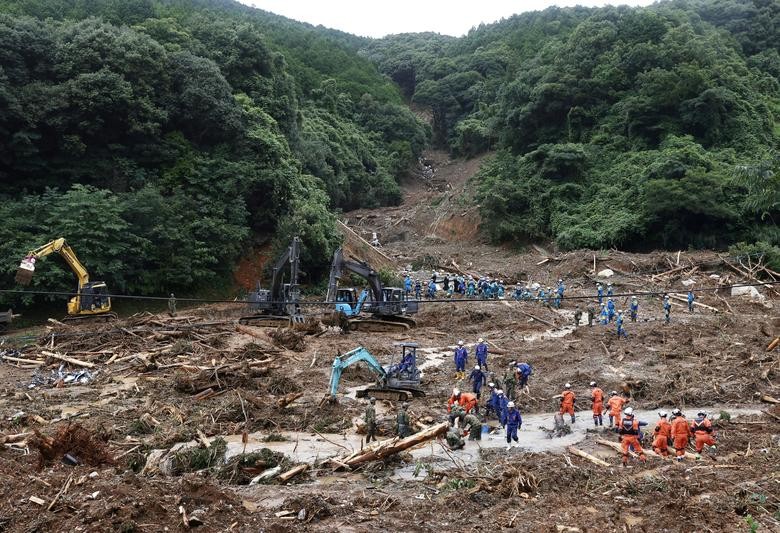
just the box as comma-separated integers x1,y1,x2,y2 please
15,238,117,322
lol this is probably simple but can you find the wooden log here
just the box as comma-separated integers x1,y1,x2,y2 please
767,338,780,352
41,350,95,368
668,294,719,313
651,264,687,281
0,431,32,444
235,324,271,340
278,464,308,482
518,309,555,328
1,355,45,366
760,394,779,404
567,446,610,466
276,392,303,408
336,422,448,467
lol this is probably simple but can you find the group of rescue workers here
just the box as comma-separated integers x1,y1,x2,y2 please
361,276,708,465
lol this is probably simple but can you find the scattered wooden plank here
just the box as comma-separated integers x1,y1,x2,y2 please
767,338,780,352
47,474,73,511
668,294,719,313
760,394,779,404
28,496,46,506
567,446,610,467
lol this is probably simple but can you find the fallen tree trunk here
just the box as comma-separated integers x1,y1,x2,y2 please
567,446,610,466
767,338,780,352
518,309,555,328
278,464,308,482
760,394,779,404
668,294,719,313
41,350,95,368
332,422,448,468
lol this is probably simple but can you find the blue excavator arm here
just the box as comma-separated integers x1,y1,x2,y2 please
328,346,387,399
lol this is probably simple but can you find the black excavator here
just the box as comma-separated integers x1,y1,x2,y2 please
326,248,417,332
238,237,304,327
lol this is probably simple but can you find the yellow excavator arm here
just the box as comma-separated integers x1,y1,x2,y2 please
15,238,113,319
18,238,90,287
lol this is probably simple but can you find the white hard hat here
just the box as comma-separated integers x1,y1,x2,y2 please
488,382,495,387
589,381,596,387
632,295,637,300
478,337,484,343
610,390,618,396
453,388,460,395
474,365,480,370
507,401,515,408
672,408,682,416
458,340,464,346
624,407,634,416
497,389,504,395
564,383,571,389
658,410,668,417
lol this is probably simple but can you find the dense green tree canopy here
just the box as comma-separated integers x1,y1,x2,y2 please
362,0,778,251
0,0,428,305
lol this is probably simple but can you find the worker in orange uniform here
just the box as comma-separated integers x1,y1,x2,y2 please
559,383,576,424
670,408,692,462
448,388,478,414
690,411,716,457
618,407,647,466
606,391,628,428
652,410,672,457
590,381,604,427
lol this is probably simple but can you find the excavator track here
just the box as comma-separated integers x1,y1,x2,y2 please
356,388,414,402
62,312,118,324
238,315,292,327
348,319,410,333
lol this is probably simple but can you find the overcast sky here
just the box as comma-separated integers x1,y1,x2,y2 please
240,0,657,38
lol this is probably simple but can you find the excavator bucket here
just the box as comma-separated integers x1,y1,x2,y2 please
15,257,36,286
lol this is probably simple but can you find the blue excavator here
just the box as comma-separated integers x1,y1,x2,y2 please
326,248,417,332
326,343,425,402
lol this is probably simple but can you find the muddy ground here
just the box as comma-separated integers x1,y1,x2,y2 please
1,151,779,532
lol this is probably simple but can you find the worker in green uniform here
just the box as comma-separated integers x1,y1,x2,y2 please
365,397,377,444
396,402,411,438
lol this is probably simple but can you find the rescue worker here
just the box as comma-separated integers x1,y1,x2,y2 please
606,391,628,428
457,391,478,414
496,389,508,426
396,402,411,438
629,296,639,322
607,283,614,298
468,365,486,399
502,363,516,400
560,383,576,424
670,408,692,462
427,279,437,299
485,383,498,417
466,278,476,297
607,298,616,322
574,306,583,328
600,303,609,325
690,411,716,457
453,341,468,380
168,293,177,317
590,381,604,427
618,407,647,466
616,310,627,338
652,411,672,457
663,294,671,324
505,401,522,450
443,275,450,293
586,304,595,327
414,279,422,299
475,338,489,371
687,290,695,313
461,411,482,441
445,426,465,450
364,397,377,444
404,275,412,296
557,279,565,300
448,404,464,427
516,362,532,390
597,283,604,305
447,388,462,414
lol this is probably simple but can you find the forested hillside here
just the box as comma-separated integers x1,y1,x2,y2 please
1,0,778,306
362,0,779,251
0,0,428,300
